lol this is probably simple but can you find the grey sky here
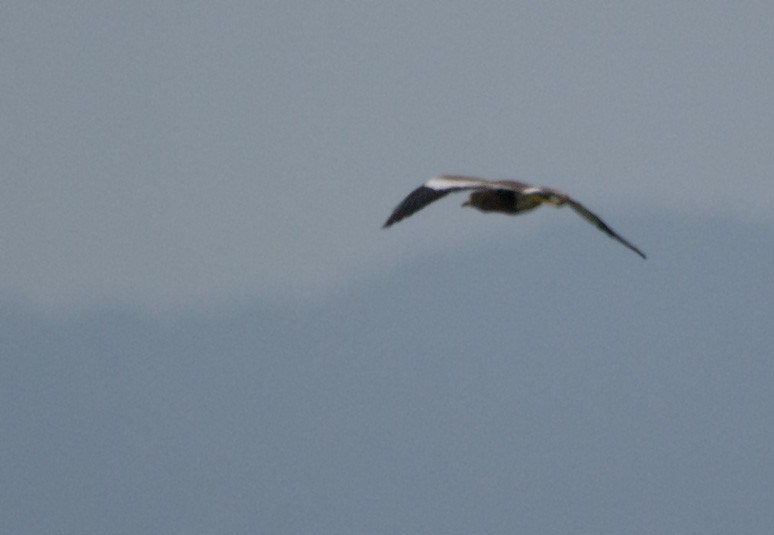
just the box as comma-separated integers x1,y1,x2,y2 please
3,215,774,534
3,2,774,534
2,1,773,310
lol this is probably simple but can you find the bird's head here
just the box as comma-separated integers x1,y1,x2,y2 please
462,190,517,213
462,191,486,210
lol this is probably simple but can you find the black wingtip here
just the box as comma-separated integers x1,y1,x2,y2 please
382,214,400,228
627,243,647,260
382,185,451,229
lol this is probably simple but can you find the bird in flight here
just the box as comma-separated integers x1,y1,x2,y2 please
383,175,646,259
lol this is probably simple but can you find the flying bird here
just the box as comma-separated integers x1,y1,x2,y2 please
383,175,646,259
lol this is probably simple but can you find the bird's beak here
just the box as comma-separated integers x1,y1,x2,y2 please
461,200,470,207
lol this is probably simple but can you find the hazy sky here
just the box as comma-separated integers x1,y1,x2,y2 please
3,0,773,311
3,2,774,534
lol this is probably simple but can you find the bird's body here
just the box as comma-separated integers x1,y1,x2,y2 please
383,175,646,259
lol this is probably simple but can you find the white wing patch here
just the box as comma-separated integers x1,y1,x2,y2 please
520,186,544,195
424,176,489,191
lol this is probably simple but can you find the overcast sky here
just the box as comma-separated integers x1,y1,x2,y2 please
2,0,773,311
3,2,774,534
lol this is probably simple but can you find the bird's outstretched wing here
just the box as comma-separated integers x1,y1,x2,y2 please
383,176,646,259
563,197,647,259
383,176,498,228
